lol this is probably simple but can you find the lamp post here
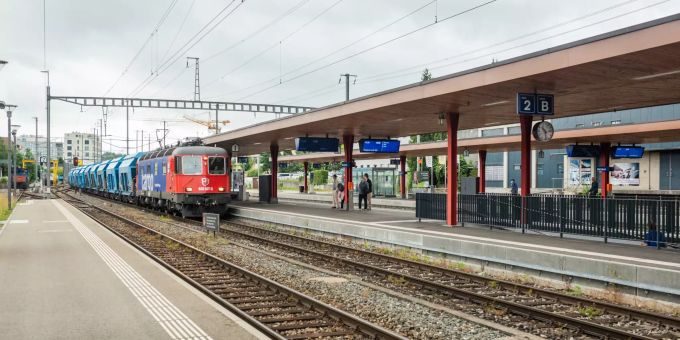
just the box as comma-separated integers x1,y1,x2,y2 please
5,105,17,209
33,117,40,192
11,126,19,193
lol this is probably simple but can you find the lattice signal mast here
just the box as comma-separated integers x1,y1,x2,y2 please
186,57,200,101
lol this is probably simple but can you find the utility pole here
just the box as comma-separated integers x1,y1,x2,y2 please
215,108,219,135
41,70,51,192
163,121,167,147
187,57,200,101
136,130,139,153
339,73,357,101
126,101,129,155
99,118,103,161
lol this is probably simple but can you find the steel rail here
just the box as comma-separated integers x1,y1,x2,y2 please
59,192,405,340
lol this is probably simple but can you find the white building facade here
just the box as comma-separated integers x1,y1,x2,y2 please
16,135,63,161
63,132,101,165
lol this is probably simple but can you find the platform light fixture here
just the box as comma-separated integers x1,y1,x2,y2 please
463,149,470,157
538,150,545,159
481,100,509,107
0,60,7,72
231,144,239,153
438,113,445,126
632,69,680,81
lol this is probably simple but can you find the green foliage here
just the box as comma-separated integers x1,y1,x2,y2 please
459,155,476,177
311,170,328,186
246,167,259,178
578,306,603,318
421,68,432,81
259,152,271,174
102,151,124,161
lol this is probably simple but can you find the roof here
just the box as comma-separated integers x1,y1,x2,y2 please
278,119,680,162
204,14,680,155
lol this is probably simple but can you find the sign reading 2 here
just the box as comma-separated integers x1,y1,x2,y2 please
517,93,554,115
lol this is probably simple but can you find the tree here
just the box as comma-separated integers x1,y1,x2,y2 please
259,152,271,174
102,151,124,161
421,68,432,81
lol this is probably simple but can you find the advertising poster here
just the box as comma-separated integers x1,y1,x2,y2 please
611,162,640,186
568,159,592,185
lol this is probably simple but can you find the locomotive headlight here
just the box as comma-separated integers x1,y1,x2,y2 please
185,187,193,192
218,187,225,192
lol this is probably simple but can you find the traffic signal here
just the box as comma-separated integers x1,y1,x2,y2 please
73,157,79,166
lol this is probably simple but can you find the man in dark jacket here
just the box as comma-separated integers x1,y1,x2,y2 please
589,179,599,197
358,176,369,210
364,173,373,210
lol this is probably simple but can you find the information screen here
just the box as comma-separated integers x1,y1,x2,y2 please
295,137,339,152
359,139,400,153
612,146,644,159
566,145,600,158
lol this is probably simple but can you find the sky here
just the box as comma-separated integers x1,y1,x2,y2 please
1,0,679,155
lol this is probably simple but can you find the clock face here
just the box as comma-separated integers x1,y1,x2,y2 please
532,121,554,142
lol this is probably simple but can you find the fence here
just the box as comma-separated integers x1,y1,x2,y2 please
416,192,679,245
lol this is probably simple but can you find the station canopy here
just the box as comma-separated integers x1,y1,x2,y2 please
205,15,680,156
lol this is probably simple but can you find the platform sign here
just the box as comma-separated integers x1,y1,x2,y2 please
596,166,610,172
389,159,400,165
341,161,356,168
203,213,220,236
517,93,554,115
237,156,249,164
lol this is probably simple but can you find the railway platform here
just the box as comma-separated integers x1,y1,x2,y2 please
230,199,680,309
0,198,268,340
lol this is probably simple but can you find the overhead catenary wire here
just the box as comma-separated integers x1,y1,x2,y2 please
103,0,179,96
128,0,245,98
270,0,655,107
235,0,499,101
200,0,346,95
207,0,437,100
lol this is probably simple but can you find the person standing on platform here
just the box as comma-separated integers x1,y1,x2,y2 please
364,173,373,210
589,179,599,197
510,179,518,195
337,181,345,209
331,174,338,208
358,176,369,210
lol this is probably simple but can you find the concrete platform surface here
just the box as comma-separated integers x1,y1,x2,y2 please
231,200,680,299
248,190,416,209
0,199,268,340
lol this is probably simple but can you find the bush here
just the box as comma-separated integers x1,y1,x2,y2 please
0,177,7,185
246,168,259,178
311,170,328,186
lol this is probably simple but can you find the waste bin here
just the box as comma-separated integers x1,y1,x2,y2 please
299,185,304,193
258,175,272,203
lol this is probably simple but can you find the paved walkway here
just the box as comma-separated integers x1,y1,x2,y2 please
0,199,267,340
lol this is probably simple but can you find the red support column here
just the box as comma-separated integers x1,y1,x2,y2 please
519,115,533,196
226,151,232,193
303,161,309,193
600,142,610,198
343,135,354,210
478,150,487,193
400,155,406,199
446,112,459,226
270,144,279,202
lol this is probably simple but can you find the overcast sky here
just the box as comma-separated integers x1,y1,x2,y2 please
1,0,679,154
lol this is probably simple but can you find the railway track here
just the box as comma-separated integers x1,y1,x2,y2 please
59,189,680,339
57,192,405,340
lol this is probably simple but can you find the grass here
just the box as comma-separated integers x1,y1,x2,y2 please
0,195,17,221
578,306,603,318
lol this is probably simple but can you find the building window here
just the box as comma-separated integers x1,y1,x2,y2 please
85,152,89,157
85,140,89,145
592,121,602,127
77,146,80,150
67,140,72,145
481,128,504,137
576,124,585,128
67,152,72,157
611,120,621,125
557,164,564,174
507,126,521,135
85,146,89,151
77,139,80,144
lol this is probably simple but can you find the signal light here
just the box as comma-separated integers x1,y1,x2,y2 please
185,187,193,192
218,187,224,192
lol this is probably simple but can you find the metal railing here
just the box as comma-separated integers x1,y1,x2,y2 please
415,192,679,245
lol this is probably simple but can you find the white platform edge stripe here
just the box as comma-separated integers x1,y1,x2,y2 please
236,206,680,271
52,200,212,340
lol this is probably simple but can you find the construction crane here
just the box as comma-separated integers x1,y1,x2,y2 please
183,111,230,133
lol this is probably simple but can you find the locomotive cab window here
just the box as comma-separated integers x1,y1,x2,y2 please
181,156,203,175
208,157,225,175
